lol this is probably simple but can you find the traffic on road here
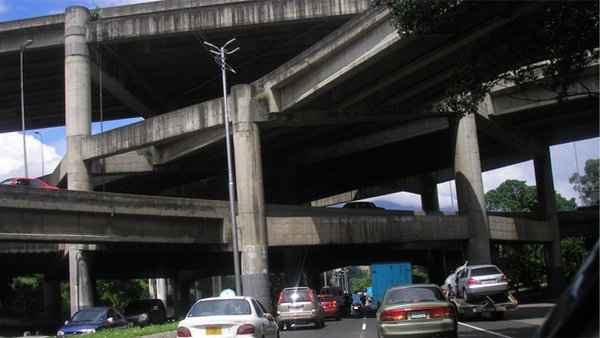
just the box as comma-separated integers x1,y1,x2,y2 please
275,304,550,338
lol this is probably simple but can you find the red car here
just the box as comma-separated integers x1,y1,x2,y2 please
1,177,59,189
318,294,341,321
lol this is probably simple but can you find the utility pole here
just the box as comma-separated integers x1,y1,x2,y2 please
204,38,242,295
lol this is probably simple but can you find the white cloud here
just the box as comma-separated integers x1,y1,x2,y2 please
0,0,7,13
0,132,62,181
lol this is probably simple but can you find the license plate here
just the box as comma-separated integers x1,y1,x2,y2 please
290,306,303,312
410,311,428,319
206,326,222,335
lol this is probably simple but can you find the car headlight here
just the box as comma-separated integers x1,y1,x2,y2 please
57,331,64,336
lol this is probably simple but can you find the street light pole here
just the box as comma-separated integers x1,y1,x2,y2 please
20,39,33,177
204,38,242,295
34,131,44,176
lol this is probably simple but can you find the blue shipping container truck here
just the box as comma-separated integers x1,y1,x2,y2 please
371,262,412,306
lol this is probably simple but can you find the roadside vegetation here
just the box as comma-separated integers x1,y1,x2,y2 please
83,322,178,338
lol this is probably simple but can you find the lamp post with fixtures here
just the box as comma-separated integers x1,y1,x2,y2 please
34,131,44,176
20,39,33,177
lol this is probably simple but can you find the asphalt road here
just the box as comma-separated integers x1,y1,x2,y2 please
279,303,553,338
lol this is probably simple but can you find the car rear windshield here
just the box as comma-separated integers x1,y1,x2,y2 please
471,266,501,276
319,295,335,302
282,290,311,303
188,299,251,317
385,287,445,305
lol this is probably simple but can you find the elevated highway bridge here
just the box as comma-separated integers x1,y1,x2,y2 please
0,0,597,321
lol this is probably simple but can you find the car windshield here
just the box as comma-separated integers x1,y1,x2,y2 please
282,290,310,303
385,287,445,305
188,299,251,317
125,302,150,313
70,309,106,322
0,178,14,185
319,295,335,302
471,266,501,276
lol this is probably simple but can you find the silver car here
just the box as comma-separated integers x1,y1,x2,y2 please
454,264,509,301
276,287,325,330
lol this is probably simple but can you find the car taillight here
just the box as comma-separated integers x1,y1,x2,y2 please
379,309,407,321
277,292,283,305
430,306,454,318
237,324,256,335
332,300,337,307
177,327,191,337
468,277,477,285
309,291,315,303
501,274,507,281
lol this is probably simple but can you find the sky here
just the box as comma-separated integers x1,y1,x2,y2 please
1,0,598,210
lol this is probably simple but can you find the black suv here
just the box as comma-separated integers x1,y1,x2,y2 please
124,299,167,326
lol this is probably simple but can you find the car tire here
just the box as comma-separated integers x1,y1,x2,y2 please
491,311,505,321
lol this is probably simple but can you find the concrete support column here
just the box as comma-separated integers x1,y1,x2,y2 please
157,278,168,310
450,113,491,264
68,246,93,316
43,278,62,326
421,182,440,212
65,6,92,191
174,279,191,319
534,148,565,296
211,276,222,297
283,248,303,287
231,84,272,310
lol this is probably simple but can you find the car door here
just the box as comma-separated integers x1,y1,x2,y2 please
252,299,278,337
456,268,468,296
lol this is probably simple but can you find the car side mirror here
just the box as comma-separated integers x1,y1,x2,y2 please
264,313,275,322
107,317,114,325
64,320,69,325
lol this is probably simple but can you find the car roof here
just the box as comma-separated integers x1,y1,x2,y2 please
387,284,441,290
466,264,501,269
77,306,113,311
282,286,311,291
197,295,251,302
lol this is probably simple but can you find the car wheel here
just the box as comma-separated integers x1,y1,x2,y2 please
491,311,505,320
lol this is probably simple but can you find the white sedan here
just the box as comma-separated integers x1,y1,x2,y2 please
177,295,279,338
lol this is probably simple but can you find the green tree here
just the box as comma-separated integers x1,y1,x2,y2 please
485,179,576,213
371,0,599,114
569,158,599,205
96,279,148,311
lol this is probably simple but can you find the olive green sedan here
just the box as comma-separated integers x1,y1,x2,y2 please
376,284,457,338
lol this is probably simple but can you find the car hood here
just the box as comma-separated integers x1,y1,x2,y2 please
59,321,104,333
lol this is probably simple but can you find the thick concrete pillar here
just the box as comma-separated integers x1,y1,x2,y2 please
283,248,303,287
421,182,440,211
65,6,92,191
534,148,565,296
68,246,93,315
157,278,168,309
231,84,272,310
174,279,191,319
450,113,491,264
43,278,62,326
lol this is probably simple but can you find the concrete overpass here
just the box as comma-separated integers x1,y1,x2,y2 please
0,0,598,322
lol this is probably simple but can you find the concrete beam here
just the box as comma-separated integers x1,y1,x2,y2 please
88,0,369,42
267,212,469,246
0,15,64,52
82,98,224,160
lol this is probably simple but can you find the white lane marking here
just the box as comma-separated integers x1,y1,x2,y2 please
459,322,513,338
360,319,367,338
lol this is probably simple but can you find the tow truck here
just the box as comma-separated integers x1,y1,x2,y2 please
447,292,518,320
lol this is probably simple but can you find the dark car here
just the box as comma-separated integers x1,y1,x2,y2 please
342,201,384,209
57,306,129,337
124,299,167,326
1,177,58,189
